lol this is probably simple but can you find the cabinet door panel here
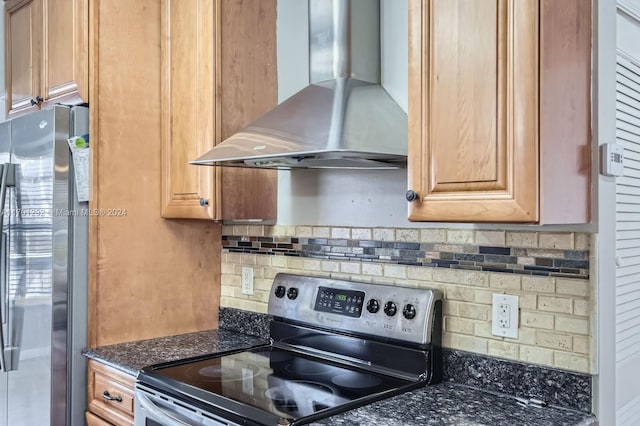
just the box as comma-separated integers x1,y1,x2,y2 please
431,0,502,188
41,0,88,105
408,0,538,222
161,0,217,219
6,0,41,117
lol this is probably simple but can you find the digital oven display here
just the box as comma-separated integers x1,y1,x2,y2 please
314,286,365,318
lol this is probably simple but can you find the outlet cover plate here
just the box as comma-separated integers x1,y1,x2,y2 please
492,293,519,339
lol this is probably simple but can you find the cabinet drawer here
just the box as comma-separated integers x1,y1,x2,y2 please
85,410,114,426
87,360,135,426
92,373,134,415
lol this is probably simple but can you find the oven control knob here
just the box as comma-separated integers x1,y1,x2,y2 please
287,287,299,300
384,301,397,317
366,299,380,313
403,304,417,319
275,286,286,298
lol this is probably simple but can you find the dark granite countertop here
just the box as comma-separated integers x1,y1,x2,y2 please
81,329,268,376
83,323,596,425
311,383,596,426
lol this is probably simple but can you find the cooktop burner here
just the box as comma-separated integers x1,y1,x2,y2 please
184,362,262,382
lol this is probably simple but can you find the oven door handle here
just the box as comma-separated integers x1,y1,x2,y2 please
136,392,192,426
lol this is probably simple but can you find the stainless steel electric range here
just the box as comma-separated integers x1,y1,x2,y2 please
135,273,443,426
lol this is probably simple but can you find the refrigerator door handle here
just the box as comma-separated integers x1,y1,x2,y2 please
0,163,15,373
0,231,7,373
0,232,5,327
0,163,7,372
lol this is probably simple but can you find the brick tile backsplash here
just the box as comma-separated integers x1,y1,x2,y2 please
220,226,594,374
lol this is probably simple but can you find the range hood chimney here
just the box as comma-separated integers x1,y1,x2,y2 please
191,0,408,170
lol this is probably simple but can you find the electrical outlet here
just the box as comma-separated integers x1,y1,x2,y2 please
497,303,511,329
241,267,254,295
492,294,519,338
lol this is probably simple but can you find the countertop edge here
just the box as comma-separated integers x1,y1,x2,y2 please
81,329,268,378
82,350,139,377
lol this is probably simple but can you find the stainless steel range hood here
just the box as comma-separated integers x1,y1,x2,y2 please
191,0,407,170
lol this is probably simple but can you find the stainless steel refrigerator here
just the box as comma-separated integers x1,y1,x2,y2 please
0,105,88,426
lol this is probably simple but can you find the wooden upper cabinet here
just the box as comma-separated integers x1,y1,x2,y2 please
161,0,217,219
5,0,88,118
408,0,591,224
5,0,41,117
161,0,277,221
41,0,89,106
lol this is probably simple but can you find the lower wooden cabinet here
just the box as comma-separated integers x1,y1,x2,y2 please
86,360,135,426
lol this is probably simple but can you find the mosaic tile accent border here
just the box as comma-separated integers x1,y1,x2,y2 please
222,234,590,279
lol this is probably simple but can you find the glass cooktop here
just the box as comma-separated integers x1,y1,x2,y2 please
145,346,415,423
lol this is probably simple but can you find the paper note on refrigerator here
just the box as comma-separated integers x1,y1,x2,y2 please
67,135,90,202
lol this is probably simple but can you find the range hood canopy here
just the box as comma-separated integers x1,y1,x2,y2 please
191,0,408,170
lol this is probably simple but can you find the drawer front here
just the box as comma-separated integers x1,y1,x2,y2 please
87,360,135,426
92,372,135,415
86,410,114,426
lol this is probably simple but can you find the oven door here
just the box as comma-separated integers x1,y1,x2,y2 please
135,385,240,426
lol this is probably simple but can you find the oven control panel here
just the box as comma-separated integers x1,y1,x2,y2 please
267,273,442,345
314,286,365,317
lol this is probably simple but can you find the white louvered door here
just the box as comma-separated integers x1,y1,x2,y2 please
616,3,640,421
616,52,640,425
